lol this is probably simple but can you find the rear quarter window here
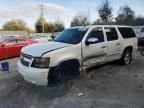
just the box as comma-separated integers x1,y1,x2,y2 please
118,27,136,39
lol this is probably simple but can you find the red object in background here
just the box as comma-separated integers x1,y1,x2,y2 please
0,37,37,60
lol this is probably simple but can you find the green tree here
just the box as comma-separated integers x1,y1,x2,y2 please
35,16,48,33
98,0,113,24
71,12,90,27
115,5,135,25
134,16,144,26
45,22,55,33
35,17,65,33
93,19,103,25
53,19,65,32
2,19,32,33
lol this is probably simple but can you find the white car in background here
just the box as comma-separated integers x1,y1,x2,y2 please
139,27,144,37
138,27,144,52
31,35,52,43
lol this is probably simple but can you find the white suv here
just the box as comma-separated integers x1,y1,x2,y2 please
17,25,137,86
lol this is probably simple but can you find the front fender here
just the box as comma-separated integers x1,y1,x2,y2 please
42,44,82,67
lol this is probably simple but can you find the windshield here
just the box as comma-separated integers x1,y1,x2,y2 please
54,28,88,44
0,37,9,43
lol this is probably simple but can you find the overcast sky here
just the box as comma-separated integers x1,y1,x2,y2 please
0,0,144,29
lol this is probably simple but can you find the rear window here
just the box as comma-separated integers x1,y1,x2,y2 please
118,27,136,39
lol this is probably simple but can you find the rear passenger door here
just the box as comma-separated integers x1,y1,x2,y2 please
104,27,122,61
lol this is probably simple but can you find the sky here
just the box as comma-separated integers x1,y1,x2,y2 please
0,0,144,29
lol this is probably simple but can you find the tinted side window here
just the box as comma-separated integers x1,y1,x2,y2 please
105,28,118,41
118,27,136,38
5,39,17,46
17,39,27,44
88,27,104,43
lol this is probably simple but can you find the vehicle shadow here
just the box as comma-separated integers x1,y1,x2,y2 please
35,84,68,98
15,76,68,99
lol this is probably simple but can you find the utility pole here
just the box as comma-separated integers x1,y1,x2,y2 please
40,3,45,34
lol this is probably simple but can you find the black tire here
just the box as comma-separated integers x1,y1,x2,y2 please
48,65,68,86
120,49,132,65
48,61,80,86
56,64,69,85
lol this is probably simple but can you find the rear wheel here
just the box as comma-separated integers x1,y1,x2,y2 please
120,49,132,65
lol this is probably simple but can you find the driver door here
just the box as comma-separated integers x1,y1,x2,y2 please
82,27,107,68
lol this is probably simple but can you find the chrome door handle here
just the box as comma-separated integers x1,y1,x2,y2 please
116,43,121,46
101,46,106,48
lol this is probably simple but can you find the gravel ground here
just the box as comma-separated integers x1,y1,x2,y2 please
0,51,144,108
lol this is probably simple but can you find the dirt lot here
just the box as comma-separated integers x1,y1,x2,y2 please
0,52,144,108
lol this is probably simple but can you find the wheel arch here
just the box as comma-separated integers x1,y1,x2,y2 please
48,59,81,86
58,59,80,66
123,46,133,53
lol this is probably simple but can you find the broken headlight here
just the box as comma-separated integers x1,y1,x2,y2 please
31,57,50,68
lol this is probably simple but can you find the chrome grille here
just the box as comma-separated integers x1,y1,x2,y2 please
20,53,32,67
21,53,32,60
21,59,29,67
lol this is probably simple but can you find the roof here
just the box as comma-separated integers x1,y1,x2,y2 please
70,25,132,29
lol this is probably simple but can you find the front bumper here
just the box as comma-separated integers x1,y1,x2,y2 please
17,60,49,86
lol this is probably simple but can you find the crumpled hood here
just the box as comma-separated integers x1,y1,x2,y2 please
21,42,72,57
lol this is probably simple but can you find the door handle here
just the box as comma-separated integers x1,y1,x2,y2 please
101,46,106,48
116,43,121,46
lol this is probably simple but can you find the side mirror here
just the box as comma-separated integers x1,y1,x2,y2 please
1,44,5,47
86,37,99,45
51,36,55,40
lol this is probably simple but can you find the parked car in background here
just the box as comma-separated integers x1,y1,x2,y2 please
31,35,52,42
17,25,137,86
138,27,144,52
0,37,37,60
139,27,144,37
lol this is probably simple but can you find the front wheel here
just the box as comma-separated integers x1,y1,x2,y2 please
120,49,132,65
56,66,69,85
48,61,80,86
48,65,69,87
